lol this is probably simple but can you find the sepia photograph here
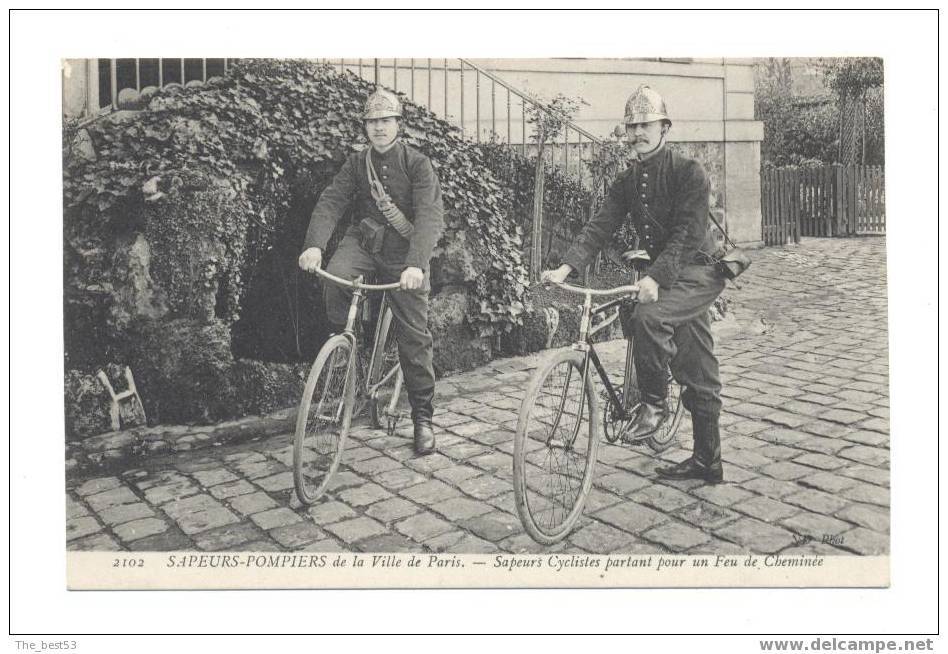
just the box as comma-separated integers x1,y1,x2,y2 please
61,53,889,583
8,6,939,642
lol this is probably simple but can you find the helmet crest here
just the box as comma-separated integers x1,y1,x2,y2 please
623,85,671,126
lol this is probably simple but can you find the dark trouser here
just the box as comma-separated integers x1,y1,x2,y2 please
632,263,726,464
324,233,435,401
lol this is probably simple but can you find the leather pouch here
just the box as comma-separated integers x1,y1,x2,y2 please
358,217,386,255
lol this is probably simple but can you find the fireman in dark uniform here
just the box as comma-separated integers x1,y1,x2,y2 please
299,88,444,455
541,85,727,483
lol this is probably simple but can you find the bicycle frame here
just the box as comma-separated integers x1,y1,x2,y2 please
312,268,404,426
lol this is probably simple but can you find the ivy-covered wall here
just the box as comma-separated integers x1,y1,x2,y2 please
63,59,602,436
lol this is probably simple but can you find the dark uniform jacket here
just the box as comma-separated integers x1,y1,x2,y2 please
562,146,718,289
304,140,445,271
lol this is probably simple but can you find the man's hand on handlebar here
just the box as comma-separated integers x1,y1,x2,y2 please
638,275,660,304
540,264,574,285
298,247,322,273
400,266,425,291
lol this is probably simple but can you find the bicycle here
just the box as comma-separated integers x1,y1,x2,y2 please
293,266,408,505
513,251,685,545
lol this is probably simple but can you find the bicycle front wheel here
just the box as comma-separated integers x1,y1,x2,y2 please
294,335,355,505
513,349,600,545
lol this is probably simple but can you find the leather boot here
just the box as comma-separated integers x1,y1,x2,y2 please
656,410,723,483
408,387,436,455
628,393,668,439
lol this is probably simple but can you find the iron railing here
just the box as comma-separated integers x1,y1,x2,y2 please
321,58,603,182
95,58,232,112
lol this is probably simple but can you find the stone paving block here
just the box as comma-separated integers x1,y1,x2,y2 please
67,516,102,541
439,533,501,554
457,474,511,500
235,459,289,480
784,489,850,515
725,421,771,437
642,520,711,552
300,539,344,552
66,496,90,519
424,530,468,552
404,453,459,474
841,483,890,507
781,512,853,539
835,504,889,533
191,468,239,488
192,522,266,551
762,411,812,429
325,471,368,493
209,480,257,500
686,539,748,555
722,449,773,469
144,479,201,505
228,492,279,516
307,501,359,525
760,461,812,481
433,465,484,485
269,521,326,549
629,484,699,513
819,408,868,426
691,484,755,508
394,513,455,542
113,518,170,542
322,516,387,545
839,465,890,488
430,496,492,521
581,489,624,513
255,472,296,492
487,492,519,516
439,440,491,461
728,403,776,420
499,533,569,554
596,472,652,497
796,393,839,406
837,527,889,555
568,520,639,554
399,479,462,505
374,467,428,491
798,471,859,494
345,445,385,463
348,456,403,477
85,486,140,512
713,518,797,554
449,420,502,438
365,497,422,523
98,502,155,526
674,501,741,531
838,445,889,467
67,533,123,551
801,421,854,438
733,495,799,523
594,502,669,535
128,529,192,551
841,430,888,447
755,444,803,461
792,452,846,471
338,483,393,507
457,511,522,543
75,477,122,497
355,533,422,553
232,540,283,552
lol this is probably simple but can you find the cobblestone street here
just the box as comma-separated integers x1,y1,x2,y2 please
66,237,890,557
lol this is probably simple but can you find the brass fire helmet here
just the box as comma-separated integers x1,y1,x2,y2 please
362,88,403,120
623,85,672,127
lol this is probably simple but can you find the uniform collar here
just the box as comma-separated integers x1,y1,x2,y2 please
371,138,403,160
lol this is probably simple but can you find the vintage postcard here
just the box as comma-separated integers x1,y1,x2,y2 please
60,53,893,592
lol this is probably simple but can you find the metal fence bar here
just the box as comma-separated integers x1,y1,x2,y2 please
393,58,398,92
475,70,480,142
410,59,415,101
109,59,118,108
427,58,432,110
459,61,465,137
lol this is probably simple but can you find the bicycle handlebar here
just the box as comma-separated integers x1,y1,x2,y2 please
307,265,402,291
544,280,640,298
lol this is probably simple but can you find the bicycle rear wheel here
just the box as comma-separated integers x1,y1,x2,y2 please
513,349,600,545
294,335,355,505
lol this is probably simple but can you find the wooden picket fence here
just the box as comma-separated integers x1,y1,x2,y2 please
761,164,885,246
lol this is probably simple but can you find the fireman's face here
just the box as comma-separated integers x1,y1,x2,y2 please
626,120,667,155
365,117,399,149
